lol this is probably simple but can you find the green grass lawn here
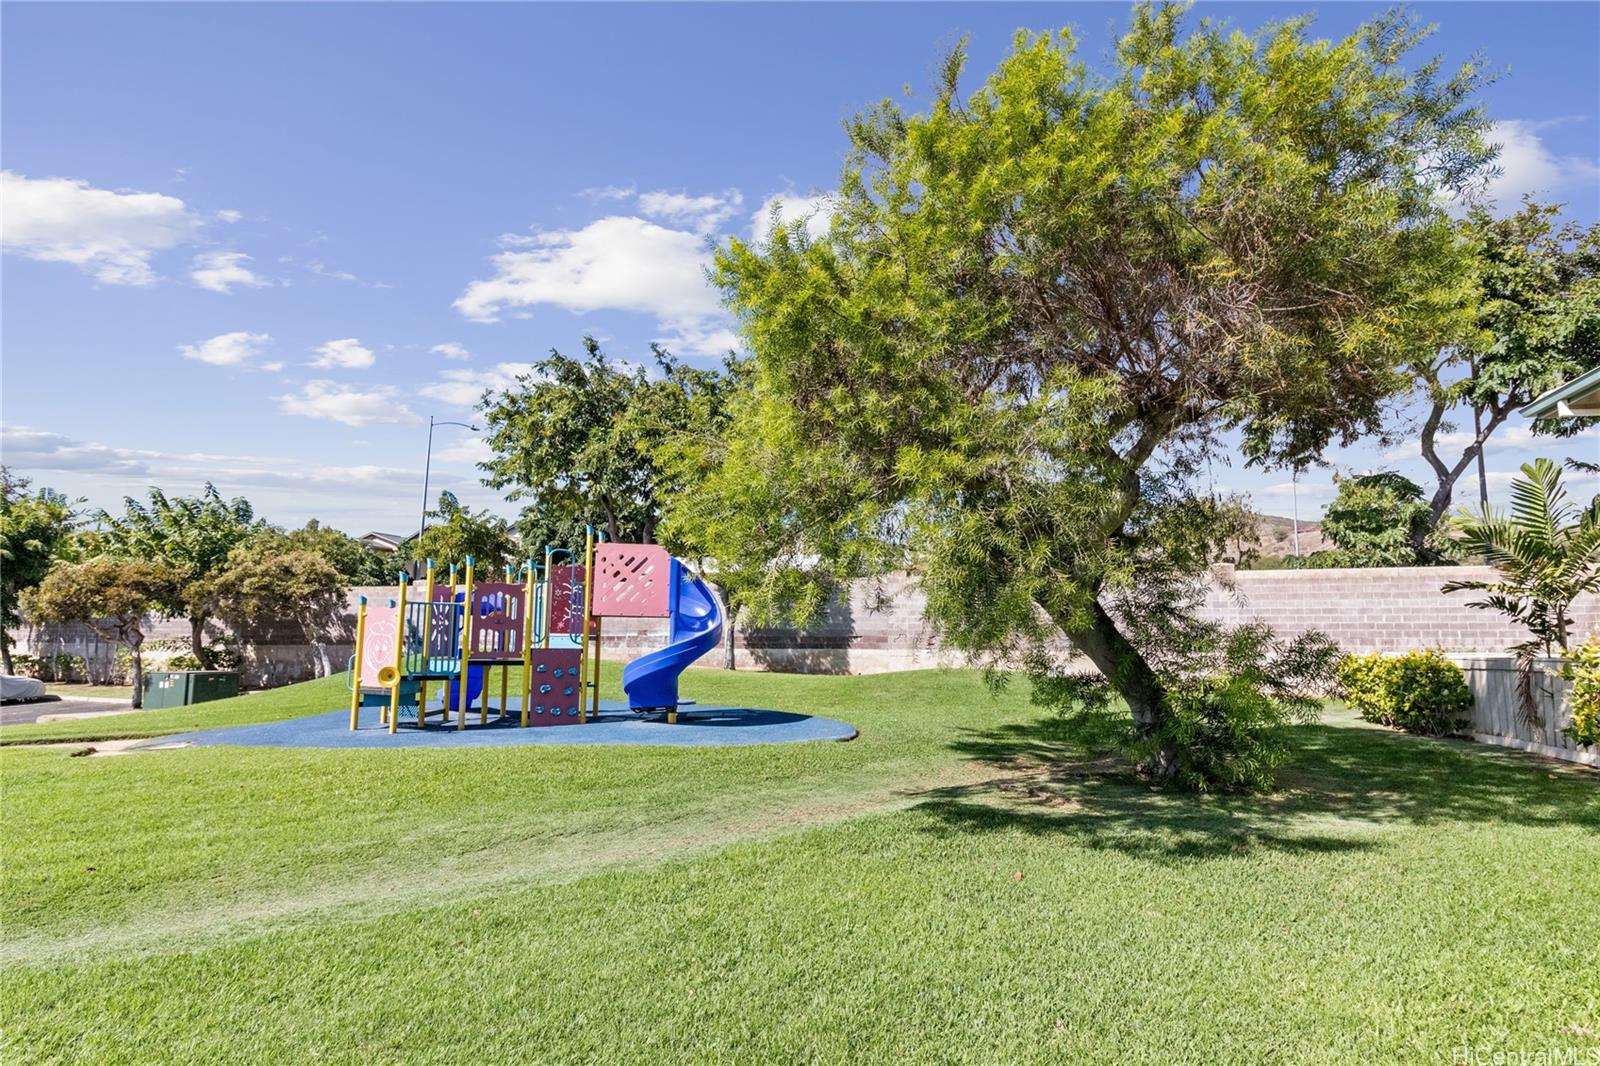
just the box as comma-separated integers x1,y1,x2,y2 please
4,668,1597,1064
42,682,134,701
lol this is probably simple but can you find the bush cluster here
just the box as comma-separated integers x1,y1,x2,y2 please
1337,650,1472,736
1562,635,1600,749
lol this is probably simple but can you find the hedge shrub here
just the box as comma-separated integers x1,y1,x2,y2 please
1563,635,1600,748
1337,650,1472,736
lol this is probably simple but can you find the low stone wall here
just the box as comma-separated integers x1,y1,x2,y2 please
11,565,1599,689
1451,655,1598,768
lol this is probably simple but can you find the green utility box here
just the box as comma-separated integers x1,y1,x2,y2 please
142,670,241,709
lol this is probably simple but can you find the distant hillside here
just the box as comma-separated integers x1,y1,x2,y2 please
1252,513,1327,557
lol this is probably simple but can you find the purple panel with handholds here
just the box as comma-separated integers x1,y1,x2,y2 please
525,648,585,726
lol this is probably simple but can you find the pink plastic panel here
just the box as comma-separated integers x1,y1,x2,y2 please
359,605,398,686
591,543,671,618
525,648,584,726
469,582,526,660
546,565,585,635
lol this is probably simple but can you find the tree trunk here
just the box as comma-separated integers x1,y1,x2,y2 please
1418,395,1510,556
127,625,145,708
189,614,215,670
302,621,331,678
1048,596,1176,779
0,631,13,677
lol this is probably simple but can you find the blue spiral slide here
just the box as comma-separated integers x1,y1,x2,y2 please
621,559,724,712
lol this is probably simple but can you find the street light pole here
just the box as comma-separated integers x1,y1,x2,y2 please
418,416,479,544
1291,468,1301,557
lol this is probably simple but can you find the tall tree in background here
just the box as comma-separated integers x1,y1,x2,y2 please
414,491,518,573
0,469,81,675
692,5,1493,785
1412,202,1600,551
24,559,184,706
273,520,394,585
1314,472,1450,568
478,338,747,551
96,485,265,669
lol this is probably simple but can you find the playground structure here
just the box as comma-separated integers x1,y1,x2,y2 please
347,531,724,733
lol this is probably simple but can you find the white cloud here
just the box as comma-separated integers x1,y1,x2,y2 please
216,209,243,223
577,184,636,202
1483,120,1600,207
1382,423,1600,462
310,337,376,369
0,423,501,531
307,260,391,288
178,331,273,368
637,189,743,234
277,381,421,426
454,216,731,354
1,170,202,285
431,342,471,361
435,436,494,466
420,362,537,407
656,319,741,357
751,191,834,245
190,250,270,293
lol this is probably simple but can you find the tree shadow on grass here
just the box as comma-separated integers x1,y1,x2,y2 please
908,712,1600,863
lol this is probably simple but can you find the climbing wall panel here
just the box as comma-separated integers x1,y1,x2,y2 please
525,648,584,725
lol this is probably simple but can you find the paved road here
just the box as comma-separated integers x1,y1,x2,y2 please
0,697,134,726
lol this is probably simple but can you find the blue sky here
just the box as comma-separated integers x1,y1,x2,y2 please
3,2,1598,537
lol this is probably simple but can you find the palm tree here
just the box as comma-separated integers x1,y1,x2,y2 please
1443,458,1600,657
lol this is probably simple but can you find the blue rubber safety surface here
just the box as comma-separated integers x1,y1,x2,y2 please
142,699,858,750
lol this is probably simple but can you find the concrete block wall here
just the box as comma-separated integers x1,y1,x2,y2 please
1203,566,1600,655
12,566,1599,688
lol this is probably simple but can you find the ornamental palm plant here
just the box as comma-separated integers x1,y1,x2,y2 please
1443,458,1600,656
1444,459,1600,724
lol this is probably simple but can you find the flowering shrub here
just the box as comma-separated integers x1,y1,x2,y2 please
1337,650,1472,736
1562,635,1600,748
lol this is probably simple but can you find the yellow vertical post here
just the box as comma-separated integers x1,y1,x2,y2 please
577,527,595,724
348,596,368,730
388,574,408,735
457,556,475,731
521,558,536,726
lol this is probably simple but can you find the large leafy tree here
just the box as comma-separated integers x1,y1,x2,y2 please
479,338,748,550
0,469,81,675
198,545,348,678
692,5,1493,784
95,485,265,669
1412,202,1600,549
23,559,185,706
